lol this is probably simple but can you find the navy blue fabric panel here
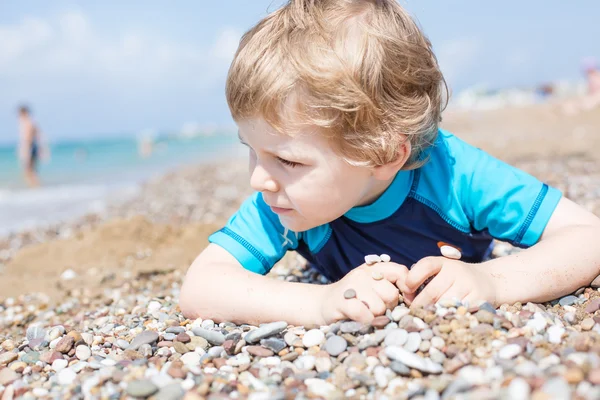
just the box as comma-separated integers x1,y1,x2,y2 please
295,197,493,282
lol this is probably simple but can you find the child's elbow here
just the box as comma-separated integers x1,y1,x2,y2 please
179,268,211,320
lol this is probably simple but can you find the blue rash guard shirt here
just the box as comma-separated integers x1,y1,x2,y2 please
208,130,562,282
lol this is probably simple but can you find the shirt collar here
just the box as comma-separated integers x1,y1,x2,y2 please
343,169,414,223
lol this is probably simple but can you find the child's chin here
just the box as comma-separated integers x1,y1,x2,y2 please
278,216,314,233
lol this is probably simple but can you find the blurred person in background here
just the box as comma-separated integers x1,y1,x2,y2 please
17,105,49,187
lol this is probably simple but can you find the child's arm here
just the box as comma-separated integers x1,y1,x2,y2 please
404,197,600,307
180,243,409,326
485,197,600,304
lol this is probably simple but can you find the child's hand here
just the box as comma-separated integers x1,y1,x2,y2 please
403,257,497,308
320,262,411,325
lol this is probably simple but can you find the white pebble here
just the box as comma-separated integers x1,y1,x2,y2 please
147,301,161,313
76,345,91,361
498,344,522,359
52,359,68,372
303,329,325,348
58,368,77,385
547,325,565,344
32,388,49,397
60,269,77,281
295,355,316,370
364,254,381,265
181,352,201,366
403,332,422,353
440,245,461,260
431,337,445,349
380,254,391,263
391,307,410,322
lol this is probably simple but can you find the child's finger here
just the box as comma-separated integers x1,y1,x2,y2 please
409,275,452,309
356,291,387,316
372,279,401,310
405,257,445,291
373,262,411,293
343,299,376,324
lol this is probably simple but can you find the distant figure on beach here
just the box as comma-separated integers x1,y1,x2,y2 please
180,0,600,327
17,105,47,187
563,58,600,115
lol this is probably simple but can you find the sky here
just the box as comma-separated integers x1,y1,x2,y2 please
0,1,599,144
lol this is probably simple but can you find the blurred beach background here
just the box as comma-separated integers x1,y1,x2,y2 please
1,0,600,297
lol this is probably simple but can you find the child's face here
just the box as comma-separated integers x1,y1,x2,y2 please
238,117,380,232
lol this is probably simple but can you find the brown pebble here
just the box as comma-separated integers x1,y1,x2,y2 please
55,336,75,354
371,316,390,329
585,298,600,314
67,331,83,344
168,366,187,379
282,352,299,362
365,347,380,357
173,342,189,354
564,367,584,384
213,358,227,369
344,289,356,299
246,346,274,357
581,318,595,331
157,341,173,348
175,333,191,343
223,340,235,355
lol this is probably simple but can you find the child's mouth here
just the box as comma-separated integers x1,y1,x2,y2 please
271,206,293,214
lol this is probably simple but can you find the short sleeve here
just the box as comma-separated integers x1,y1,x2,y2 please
449,135,562,247
208,192,299,274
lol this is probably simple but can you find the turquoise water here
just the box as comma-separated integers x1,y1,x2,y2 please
0,133,241,189
0,132,244,235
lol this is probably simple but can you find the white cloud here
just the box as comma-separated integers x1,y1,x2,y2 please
0,11,240,87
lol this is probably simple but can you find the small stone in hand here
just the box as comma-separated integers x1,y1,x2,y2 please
440,245,461,260
364,254,381,265
372,271,384,281
380,254,391,263
344,289,357,299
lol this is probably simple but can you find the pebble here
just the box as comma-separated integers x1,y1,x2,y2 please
180,352,200,366
57,368,77,386
52,359,68,371
324,336,347,356
75,345,91,360
559,295,579,307
380,254,391,262
191,327,225,346
385,346,443,374
403,332,422,352
302,329,325,347
126,380,159,398
384,329,408,347
344,289,356,299
0,368,19,385
371,271,383,280
364,254,381,265
127,330,159,350
440,245,461,259
498,344,522,359
581,318,595,331
244,321,288,344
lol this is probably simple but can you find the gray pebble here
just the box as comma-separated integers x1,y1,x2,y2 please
165,327,185,334
116,339,130,350
478,302,496,314
384,329,408,347
21,351,40,364
127,331,159,351
340,321,363,334
192,327,225,346
389,361,411,376
26,325,46,341
162,333,176,341
208,346,224,358
404,332,422,353
126,379,159,398
154,383,185,400
559,295,579,307
244,321,288,344
385,346,442,374
261,338,287,353
325,336,347,357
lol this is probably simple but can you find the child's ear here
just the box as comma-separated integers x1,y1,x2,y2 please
372,140,411,181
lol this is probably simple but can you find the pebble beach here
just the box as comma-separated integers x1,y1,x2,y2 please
2,102,600,399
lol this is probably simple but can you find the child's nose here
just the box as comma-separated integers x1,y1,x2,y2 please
250,162,279,193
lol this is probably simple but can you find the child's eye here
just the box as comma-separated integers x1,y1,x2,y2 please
277,157,302,168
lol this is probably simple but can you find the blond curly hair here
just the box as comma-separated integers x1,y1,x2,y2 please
226,0,448,169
